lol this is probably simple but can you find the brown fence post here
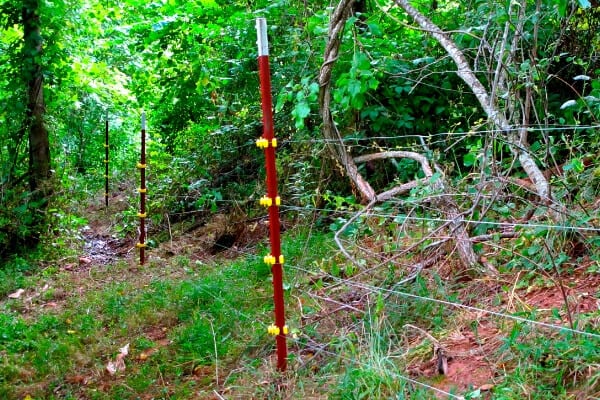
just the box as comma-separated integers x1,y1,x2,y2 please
104,110,109,208
137,111,147,265
256,17,288,372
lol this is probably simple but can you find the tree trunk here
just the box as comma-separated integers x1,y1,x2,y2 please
319,0,482,271
392,0,552,204
22,0,51,193
318,0,376,203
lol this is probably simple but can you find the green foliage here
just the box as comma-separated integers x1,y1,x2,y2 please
495,327,600,398
332,312,404,399
0,0,598,259
334,52,380,111
277,76,320,130
0,247,276,398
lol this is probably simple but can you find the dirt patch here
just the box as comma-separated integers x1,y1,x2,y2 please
522,264,600,317
406,319,500,397
81,229,131,267
429,356,494,397
157,214,271,262
76,192,135,269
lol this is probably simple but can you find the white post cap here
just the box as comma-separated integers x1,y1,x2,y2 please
256,18,269,56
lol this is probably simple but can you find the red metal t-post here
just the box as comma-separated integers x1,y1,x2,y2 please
256,17,287,371
138,112,147,265
105,111,109,208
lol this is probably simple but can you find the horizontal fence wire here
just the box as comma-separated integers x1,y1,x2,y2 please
286,335,468,399
181,218,600,398
203,198,600,340
162,198,600,234
203,234,600,342
280,205,600,233
202,123,600,154
284,263,600,340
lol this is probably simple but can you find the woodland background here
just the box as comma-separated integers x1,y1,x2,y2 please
1,0,600,399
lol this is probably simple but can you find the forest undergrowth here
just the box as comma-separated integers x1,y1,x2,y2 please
3,0,600,398
1,179,600,400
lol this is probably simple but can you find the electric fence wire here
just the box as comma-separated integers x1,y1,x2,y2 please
317,123,598,139
206,222,598,342
189,243,468,398
201,199,600,341
214,123,600,154
285,335,468,400
279,205,600,233
187,223,600,399
164,197,600,233
283,262,600,341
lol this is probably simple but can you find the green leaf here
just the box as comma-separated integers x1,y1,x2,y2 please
348,79,363,97
350,94,365,109
353,52,371,71
292,101,310,129
563,158,585,173
367,78,379,90
367,22,382,36
275,90,291,112
558,0,568,17
429,172,442,184
463,153,476,167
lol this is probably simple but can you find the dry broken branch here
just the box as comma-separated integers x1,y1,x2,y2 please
354,149,484,272
391,0,552,205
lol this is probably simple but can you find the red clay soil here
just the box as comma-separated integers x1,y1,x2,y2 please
409,320,500,398
523,264,600,316
420,260,600,397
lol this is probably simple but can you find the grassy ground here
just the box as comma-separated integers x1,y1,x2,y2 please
1,194,600,399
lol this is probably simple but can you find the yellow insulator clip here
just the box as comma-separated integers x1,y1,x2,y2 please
259,196,272,207
267,324,288,336
137,212,147,218
136,242,147,248
104,175,109,178
256,138,277,149
138,188,147,193
259,196,281,207
263,254,284,265
267,324,280,336
137,163,147,169
264,254,276,265
256,138,269,149
103,159,109,163
104,144,109,148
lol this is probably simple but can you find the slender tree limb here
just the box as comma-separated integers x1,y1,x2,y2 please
354,151,434,176
354,148,484,271
391,0,552,204
334,198,377,270
319,0,376,202
376,180,421,202
542,240,575,330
